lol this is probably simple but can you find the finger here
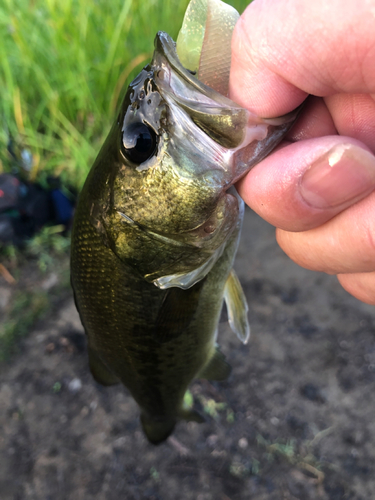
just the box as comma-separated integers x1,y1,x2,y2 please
275,190,375,274
236,137,375,231
337,272,375,306
230,0,375,116
287,96,337,141
325,93,375,152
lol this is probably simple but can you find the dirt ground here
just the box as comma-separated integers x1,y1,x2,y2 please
1,207,375,500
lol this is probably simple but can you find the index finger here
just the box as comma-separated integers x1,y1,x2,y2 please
229,0,375,116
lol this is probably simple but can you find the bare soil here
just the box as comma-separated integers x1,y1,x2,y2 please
1,207,375,500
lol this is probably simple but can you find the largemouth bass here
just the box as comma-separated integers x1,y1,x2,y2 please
71,1,301,444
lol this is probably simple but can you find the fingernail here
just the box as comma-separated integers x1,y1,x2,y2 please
301,144,375,209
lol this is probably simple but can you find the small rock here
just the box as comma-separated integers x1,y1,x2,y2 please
206,434,219,447
80,406,89,417
60,337,70,347
41,272,59,290
90,400,98,411
300,383,325,403
238,437,248,449
68,378,82,393
45,343,55,353
113,436,128,449
0,287,11,310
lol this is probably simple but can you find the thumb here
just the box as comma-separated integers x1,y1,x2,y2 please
236,137,375,231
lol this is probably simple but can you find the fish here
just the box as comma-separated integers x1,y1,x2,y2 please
71,0,302,444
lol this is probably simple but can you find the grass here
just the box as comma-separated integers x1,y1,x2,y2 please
228,431,333,482
25,225,71,272
0,227,71,362
0,0,250,188
254,431,333,483
0,0,251,358
0,289,49,362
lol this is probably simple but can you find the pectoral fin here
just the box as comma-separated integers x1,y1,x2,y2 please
154,279,205,343
88,347,120,386
198,347,231,381
224,269,250,344
178,408,205,423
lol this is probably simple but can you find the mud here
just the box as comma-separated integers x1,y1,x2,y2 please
1,207,375,499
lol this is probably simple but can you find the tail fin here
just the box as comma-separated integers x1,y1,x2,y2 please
140,413,177,445
140,408,204,444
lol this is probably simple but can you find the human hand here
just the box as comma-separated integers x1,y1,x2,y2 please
229,0,375,305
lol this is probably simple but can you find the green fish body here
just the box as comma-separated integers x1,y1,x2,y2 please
71,31,300,443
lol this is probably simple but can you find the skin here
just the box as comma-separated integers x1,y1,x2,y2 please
229,0,375,305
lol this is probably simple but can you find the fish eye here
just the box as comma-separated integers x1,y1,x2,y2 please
121,122,158,164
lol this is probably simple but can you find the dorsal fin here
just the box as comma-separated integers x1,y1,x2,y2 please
198,347,231,381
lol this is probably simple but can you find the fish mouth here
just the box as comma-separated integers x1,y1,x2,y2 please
151,31,304,186
152,31,250,150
